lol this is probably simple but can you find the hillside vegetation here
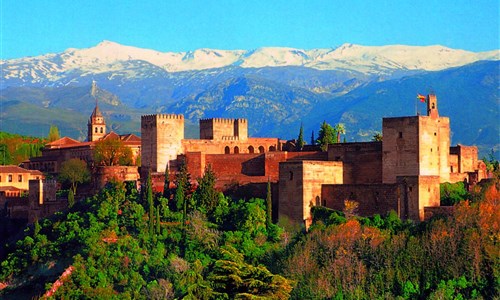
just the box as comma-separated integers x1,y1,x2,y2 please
1,166,498,299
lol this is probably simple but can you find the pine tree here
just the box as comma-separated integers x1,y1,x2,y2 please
297,123,305,151
266,178,272,228
311,130,315,146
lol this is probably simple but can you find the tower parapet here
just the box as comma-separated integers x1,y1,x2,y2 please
199,117,248,141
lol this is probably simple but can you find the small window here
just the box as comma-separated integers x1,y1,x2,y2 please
248,146,254,153
234,146,239,154
258,146,265,153
434,132,437,136
409,186,412,192
100,127,103,133
430,148,433,152
95,127,98,133
224,146,230,154
432,103,435,109
0,176,2,182
399,132,403,138
8,174,12,182
18,175,22,182
289,171,294,180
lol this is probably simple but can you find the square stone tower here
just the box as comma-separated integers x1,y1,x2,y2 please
141,114,184,173
382,94,450,183
199,118,248,141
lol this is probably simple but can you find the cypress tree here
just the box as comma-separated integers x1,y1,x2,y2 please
147,173,154,237
163,163,170,199
266,178,272,228
156,207,161,235
311,130,315,146
297,123,305,151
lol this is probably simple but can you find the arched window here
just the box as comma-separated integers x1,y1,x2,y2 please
95,127,98,133
224,146,230,154
100,127,103,133
234,146,239,154
248,146,254,153
289,171,293,180
258,146,265,153
269,146,276,152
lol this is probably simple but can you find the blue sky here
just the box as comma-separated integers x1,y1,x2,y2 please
2,0,499,59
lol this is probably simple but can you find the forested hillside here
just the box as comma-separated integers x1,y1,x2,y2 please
0,167,498,299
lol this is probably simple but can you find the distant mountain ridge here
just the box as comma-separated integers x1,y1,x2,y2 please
2,41,498,85
0,42,498,157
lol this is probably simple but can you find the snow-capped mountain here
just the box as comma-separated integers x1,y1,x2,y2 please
1,41,498,86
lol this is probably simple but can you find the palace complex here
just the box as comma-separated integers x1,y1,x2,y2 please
18,93,487,227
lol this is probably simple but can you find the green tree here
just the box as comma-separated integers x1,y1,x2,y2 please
194,164,218,213
297,123,305,150
48,125,60,142
146,173,154,237
93,138,133,166
311,130,315,146
266,179,272,229
163,163,171,199
0,143,13,165
334,123,346,143
68,189,75,208
317,121,336,151
59,158,90,196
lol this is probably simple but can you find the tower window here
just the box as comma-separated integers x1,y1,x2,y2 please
95,127,98,133
18,175,22,182
399,132,403,138
289,171,294,180
100,127,103,133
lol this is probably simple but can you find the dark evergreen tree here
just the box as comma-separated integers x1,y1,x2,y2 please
297,123,305,151
155,207,161,235
147,173,154,237
163,163,171,199
266,178,272,228
195,164,218,213
317,121,336,151
311,130,315,146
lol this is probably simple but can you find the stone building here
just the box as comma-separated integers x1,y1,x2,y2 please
25,101,141,176
279,94,487,227
142,94,486,228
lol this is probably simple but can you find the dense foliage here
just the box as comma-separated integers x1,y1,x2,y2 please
0,170,498,299
93,138,134,166
0,131,45,165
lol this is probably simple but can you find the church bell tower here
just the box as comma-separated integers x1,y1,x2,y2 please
88,81,107,142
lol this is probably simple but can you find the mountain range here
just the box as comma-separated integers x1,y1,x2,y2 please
1,41,498,156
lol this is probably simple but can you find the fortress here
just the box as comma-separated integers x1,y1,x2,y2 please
140,94,487,227
18,92,487,227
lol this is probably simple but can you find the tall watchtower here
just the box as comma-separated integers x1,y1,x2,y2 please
382,94,449,183
141,114,184,173
87,81,106,142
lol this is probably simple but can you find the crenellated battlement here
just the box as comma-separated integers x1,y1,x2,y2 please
142,114,184,121
199,117,247,124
